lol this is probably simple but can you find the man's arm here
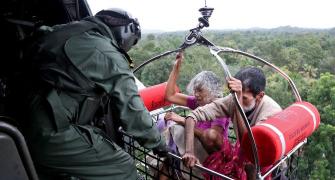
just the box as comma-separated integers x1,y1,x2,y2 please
188,95,232,122
182,117,199,168
232,107,248,142
107,56,165,149
70,34,165,149
227,77,247,141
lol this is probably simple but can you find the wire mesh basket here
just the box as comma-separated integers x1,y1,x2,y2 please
120,106,302,180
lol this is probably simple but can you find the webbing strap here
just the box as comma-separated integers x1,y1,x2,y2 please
46,90,71,131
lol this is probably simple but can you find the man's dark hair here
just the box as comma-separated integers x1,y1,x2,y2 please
234,67,266,97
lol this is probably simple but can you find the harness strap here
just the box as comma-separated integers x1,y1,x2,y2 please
46,90,71,131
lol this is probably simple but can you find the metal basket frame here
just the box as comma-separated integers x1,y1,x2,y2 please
131,5,306,179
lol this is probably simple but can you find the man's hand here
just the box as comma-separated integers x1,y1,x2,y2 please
152,142,169,157
164,112,185,125
227,77,243,101
182,152,200,168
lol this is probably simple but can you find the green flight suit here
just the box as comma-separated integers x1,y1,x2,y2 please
24,17,165,180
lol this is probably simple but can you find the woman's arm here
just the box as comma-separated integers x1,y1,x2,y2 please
164,111,185,125
165,52,189,106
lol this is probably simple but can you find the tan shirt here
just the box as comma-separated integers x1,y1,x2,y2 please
188,94,282,126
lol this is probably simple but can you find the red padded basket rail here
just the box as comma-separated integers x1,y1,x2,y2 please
241,101,320,167
139,82,179,111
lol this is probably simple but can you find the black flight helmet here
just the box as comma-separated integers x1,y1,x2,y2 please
96,8,141,52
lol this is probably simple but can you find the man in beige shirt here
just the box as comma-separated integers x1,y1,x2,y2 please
182,67,282,178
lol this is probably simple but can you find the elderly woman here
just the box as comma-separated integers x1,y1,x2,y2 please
160,52,251,180
152,52,231,180
164,52,229,157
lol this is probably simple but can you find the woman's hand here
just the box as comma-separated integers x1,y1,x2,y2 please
164,112,185,125
165,51,188,106
174,51,184,71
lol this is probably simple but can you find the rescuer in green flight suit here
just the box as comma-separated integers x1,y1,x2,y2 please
23,8,167,180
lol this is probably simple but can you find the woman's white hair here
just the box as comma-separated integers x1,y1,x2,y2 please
186,71,223,98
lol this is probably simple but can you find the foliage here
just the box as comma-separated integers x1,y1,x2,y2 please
307,73,335,125
128,28,335,179
298,123,335,179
